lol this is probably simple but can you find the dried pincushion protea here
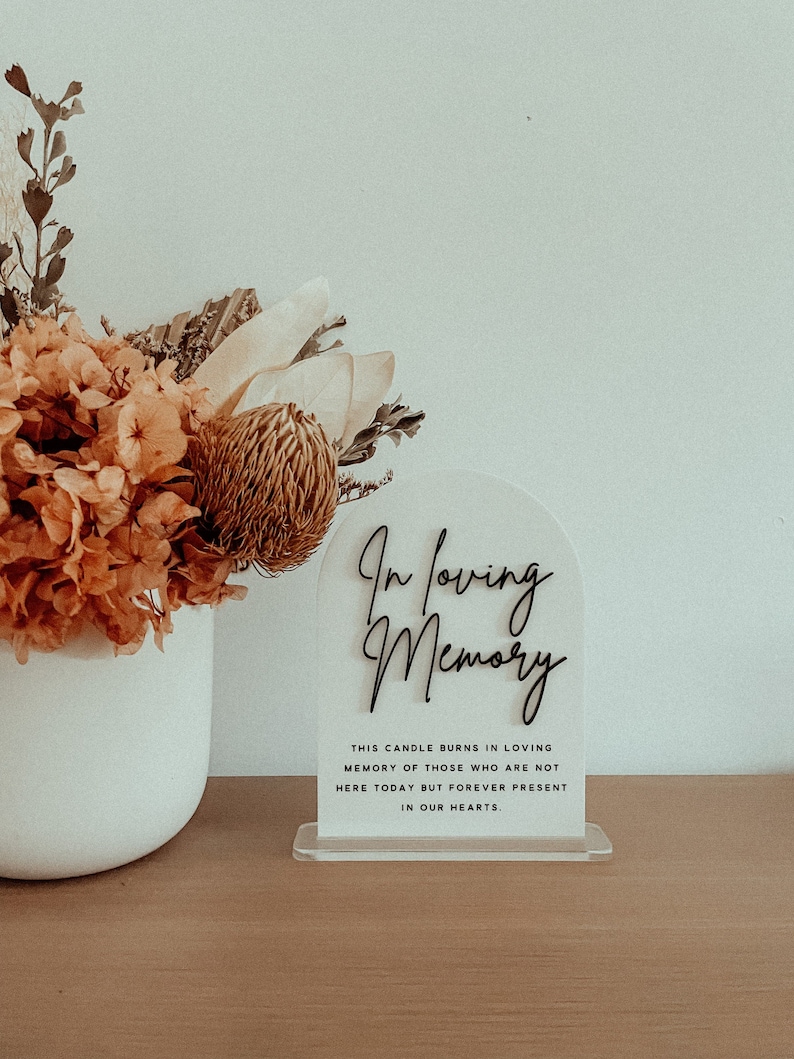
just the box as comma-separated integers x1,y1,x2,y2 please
190,402,338,573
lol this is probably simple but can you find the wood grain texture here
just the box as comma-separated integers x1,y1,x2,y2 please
2,776,793,1059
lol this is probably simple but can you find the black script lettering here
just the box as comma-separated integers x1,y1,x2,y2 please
508,568,554,636
422,529,447,617
357,525,567,726
520,652,566,725
359,526,413,626
424,527,553,634
358,525,387,626
362,612,441,712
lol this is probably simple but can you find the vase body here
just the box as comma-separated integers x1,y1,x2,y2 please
0,606,214,880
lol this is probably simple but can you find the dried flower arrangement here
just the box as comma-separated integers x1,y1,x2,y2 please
0,66,423,663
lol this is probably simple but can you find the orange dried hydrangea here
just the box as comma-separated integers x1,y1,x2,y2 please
0,314,246,663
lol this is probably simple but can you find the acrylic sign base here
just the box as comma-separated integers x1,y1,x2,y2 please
293,822,612,861
297,471,611,863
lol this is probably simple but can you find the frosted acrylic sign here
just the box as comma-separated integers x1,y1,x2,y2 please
295,471,610,860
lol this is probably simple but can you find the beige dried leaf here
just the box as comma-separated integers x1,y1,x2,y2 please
236,351,355,445
193,276,329,415
339,349,395,451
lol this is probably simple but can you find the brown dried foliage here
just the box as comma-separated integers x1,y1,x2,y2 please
1,65,82,335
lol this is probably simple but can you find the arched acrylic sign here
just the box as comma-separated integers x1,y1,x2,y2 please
295,471,610,860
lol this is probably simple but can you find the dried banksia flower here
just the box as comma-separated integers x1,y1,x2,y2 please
190,402,338,573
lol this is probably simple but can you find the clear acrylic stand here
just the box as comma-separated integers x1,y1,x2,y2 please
293,822,612,861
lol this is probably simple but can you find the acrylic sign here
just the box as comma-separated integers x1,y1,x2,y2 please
314,471,587,843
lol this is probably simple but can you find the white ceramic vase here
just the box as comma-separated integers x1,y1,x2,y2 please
0,605,214,880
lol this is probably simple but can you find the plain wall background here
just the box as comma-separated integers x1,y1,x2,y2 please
2,1,792,774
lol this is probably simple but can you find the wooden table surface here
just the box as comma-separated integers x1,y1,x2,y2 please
2,775,793,1059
